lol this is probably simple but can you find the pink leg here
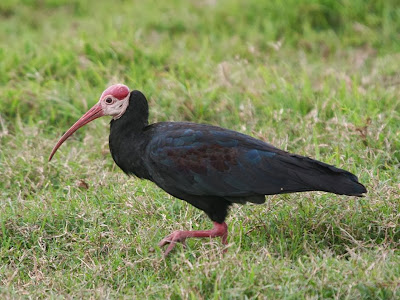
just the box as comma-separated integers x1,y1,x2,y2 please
158,222,228,256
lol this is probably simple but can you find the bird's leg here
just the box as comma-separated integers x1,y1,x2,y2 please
158,222,228,256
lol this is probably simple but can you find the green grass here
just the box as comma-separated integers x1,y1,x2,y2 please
1,0,400,298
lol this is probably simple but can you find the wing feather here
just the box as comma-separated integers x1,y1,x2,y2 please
143,122,365,202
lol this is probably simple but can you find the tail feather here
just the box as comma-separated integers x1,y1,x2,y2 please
281,154,367,196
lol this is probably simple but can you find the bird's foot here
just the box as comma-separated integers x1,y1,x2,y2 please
158,231,188,256
158,222,228,257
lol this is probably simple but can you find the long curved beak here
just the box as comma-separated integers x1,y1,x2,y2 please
49,103,104,161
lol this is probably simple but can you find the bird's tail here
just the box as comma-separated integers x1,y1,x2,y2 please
282,155,367,196
316,170,367,196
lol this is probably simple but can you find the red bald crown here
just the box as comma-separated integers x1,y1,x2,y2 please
101,84,130,100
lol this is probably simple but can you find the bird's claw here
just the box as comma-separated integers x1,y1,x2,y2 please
158,222,228,257
158,231,187,256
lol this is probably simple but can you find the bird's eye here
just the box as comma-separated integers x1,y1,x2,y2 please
105,97,113,104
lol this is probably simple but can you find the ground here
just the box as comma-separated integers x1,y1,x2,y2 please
0,0,399,298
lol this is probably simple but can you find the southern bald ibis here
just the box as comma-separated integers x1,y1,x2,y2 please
49,84,367,256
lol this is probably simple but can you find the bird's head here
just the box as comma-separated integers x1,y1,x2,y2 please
48,84,130,161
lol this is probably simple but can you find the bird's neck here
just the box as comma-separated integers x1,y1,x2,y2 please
110,90,149,135
109,91,151,177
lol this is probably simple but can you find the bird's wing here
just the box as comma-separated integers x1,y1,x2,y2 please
144,122,365,202
144,123,322,201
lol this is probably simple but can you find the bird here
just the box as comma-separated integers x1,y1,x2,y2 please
49,84,367,256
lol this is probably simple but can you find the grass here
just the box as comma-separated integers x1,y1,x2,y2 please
0,0,399,298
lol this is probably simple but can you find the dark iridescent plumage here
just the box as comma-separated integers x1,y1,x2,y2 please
50,86,367,256
109,91,367,224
